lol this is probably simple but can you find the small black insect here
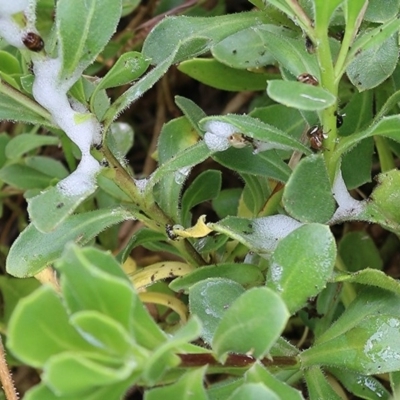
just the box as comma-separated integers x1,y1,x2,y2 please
297,73,319,86
165,224,178,240
22,32,44,52
305,35,315,53
56,202,64,209
307,125,327,151
335,111,344,128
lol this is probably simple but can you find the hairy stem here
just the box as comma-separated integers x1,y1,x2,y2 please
0,336,19,400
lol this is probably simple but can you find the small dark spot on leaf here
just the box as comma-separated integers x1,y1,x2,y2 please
56,202,64,209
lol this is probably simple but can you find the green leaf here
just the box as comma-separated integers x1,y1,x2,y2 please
211,25,283,69
334,268,400,296
228,383,279,400
175,96,207,137
170,263,264,293
361,169,400,234
0,85,53,127
302,313,400,374
329,367,390,400
24,380,131,400
144,367,208,400
0,164,54,190
148,141,212,189
155,116,199,222
243,25,319,79
314,0,345,26
212,188,241,218
0,133,10,169
245,363,304,400
142,11,270,66
0,277,40,324
200,113,310,154
130,291,168,350
7,286,97,368
341,138,374,189
0,51,20,75
266,224,336,314
337,115,400,157
5,134,59,159
250,104,304,144
106,122,134,158
27,182,100,233
364,0,399,22
347,34,398,91
96,52,149,90
343,16,400,82
210,215,303,257
283,155,336,223
267,80,336,111
207,378,244,400
91,52,149,111
181,169,221,225
70,310,134,356
43,352,134,395
240,174,271,215
25,156,69,180
339,231,382,272
212,287,289,360
6,208,134,277
56,0,122,79
214,147,292,183
390,371,400,398
104,44,179,124
189,278,245,344
178,58,275,91
57,244,135,331
301,288,400,374
142,317,202,384
304,366,343,400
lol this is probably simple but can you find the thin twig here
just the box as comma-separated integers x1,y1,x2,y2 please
0,336,19,400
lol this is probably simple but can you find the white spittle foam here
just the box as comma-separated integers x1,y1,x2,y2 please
32,57,102,197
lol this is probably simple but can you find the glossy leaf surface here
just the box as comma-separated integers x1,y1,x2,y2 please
212,287,289,360
266,224,336,314
6,208,133,277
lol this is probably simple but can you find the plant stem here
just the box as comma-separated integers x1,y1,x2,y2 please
178,353,299,369
101,146,206,267
0,336,19,400
314,23,339,183
335,255,357,307
375,136,395,172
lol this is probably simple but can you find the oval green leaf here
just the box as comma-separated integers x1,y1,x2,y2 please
56,0,122,79
189,278,245,344
6,208,134,277
283,154,336,223
212,287,289,360
178,58,275,91
267,80,336,111
266,224,336,314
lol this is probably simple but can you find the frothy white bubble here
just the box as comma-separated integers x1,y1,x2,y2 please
204,131,230,152
0,16,25,48
0,0,30,15
32,56,102,197
249,215,303,252
57,155,101,196
329,170,366,223
203,120,238,152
